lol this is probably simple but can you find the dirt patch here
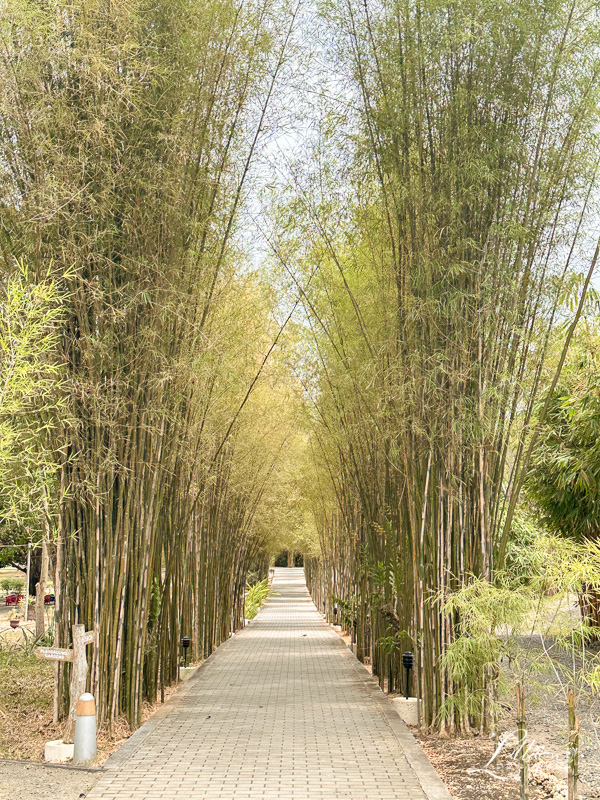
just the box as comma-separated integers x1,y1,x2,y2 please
0,761,100,800
498,634,600,799
416,731,567,800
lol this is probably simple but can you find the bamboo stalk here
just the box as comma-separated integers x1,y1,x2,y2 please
516,683,529,800
568,689,579,800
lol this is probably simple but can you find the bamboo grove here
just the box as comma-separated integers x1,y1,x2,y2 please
0,0,300,727
2,0,600,738
292,0,600,730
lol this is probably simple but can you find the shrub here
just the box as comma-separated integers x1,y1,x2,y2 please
245,579,270,620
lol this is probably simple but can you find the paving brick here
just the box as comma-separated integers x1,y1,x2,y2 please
88,568,451,800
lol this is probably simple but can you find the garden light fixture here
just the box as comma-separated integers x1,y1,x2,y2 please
402,651,414,699
182,635,191,667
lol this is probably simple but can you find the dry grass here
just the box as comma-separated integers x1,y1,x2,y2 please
0,650,60,760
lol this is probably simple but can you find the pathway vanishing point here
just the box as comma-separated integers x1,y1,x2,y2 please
88,568,451,799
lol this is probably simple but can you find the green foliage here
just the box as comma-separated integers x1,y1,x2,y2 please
332,594,355,626
0,0,300,727
0,577,25,593
0,625,53,655
245,579,270,620
528,337,600,542
0,264,64,540
0,548,20,568
504,511,548,585
245,570,264,587
442,575,529,674
378,632,410,655
441,533,600,724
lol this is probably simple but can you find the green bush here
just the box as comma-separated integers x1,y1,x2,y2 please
245,578,270,620
0,577,24,593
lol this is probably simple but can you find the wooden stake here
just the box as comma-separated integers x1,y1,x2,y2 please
568,689,579,800
516,683,529,800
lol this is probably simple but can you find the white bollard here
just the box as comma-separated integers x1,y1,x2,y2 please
73,692,97,764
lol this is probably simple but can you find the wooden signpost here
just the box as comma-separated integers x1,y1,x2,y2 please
36,624,96,742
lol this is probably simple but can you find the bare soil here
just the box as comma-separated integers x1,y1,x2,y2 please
497,633,600,799
416,731,572,800
0,761,100,800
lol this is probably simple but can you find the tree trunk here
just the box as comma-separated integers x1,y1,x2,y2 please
35,540,49,638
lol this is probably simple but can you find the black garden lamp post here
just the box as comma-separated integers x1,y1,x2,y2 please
353,618,357,644
333,606,337,623
402,651,414,700
182,635,191,667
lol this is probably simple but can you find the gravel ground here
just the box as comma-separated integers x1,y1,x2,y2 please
0,761,100,800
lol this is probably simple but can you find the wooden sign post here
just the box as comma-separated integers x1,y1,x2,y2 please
36,624,96,742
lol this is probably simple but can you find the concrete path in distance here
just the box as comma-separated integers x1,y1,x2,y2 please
87,567,451,800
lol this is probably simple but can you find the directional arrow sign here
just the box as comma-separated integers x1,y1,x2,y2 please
82,630,96,646
36,647,74,662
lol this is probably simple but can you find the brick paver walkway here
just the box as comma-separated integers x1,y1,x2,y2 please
89,568,450,799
